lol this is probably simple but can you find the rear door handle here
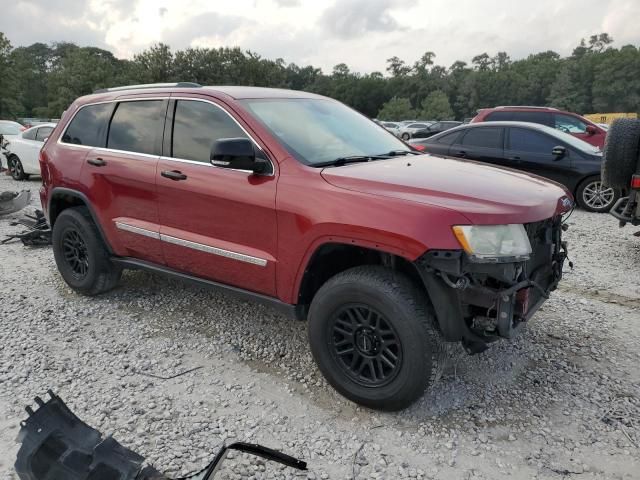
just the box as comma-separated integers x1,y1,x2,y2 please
161,170,187,181
87,157,106,167
455,150,467,158
509,156,521,161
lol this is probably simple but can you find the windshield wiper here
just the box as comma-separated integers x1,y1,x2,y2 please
384,150,420,156
312,155,391,168
313,150,418,168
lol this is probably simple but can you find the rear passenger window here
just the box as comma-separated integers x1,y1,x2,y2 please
107,100,164,155
435,131,461,145
62,103,113,146
22,129,37,141
171,100,247,163
36,127,53,142
461,127,503,149
485,111,512,121
510,111,553,126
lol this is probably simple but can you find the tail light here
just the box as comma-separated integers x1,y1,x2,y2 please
632,174,640,190
413,144,426,152
39,150,50,184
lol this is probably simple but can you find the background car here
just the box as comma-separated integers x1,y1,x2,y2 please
0,120,26,171
398,121,433,140
411,121,462,139
472,106,607,149
4,122,56,180
410,121,619,212
381,121,401,136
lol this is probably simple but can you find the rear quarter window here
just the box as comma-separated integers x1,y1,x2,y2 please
62,103,113,147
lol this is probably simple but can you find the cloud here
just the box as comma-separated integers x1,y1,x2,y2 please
274,0,300,6
319,0,412,39
161,12,248,50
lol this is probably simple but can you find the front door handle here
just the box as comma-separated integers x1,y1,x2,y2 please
161,170,187,181
87,157,106,167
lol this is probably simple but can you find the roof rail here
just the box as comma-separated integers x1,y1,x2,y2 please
93,82,202,94
495,105,558,110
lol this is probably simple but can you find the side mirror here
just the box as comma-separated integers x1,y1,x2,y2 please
210,138,268,174
585,125,597,135
552,146,566,159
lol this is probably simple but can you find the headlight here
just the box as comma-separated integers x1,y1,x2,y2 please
452,224,532,262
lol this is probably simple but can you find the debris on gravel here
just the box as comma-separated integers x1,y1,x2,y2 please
0,174,638,479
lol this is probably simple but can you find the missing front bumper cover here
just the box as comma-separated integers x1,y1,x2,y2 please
15,391,307,480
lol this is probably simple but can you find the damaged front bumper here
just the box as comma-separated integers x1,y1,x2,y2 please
15,391,307,480
416,216,568,353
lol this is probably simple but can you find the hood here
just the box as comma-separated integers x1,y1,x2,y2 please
321,155,570,224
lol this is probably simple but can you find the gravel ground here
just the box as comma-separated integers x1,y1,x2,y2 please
0,173,639,479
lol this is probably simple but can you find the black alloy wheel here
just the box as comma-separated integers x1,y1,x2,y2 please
329,304,402,387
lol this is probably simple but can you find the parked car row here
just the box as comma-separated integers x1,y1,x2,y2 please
409,121,616,212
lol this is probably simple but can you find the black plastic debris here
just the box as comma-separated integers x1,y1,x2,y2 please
15,391,307,480
2,210,51,246
0,190,31,216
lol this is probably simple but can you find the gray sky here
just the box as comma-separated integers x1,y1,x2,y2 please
2,0,639,72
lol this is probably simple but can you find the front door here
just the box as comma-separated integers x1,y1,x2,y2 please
157,98,278,296
505,127,571,186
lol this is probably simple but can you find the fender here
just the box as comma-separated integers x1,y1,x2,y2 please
288,234,423,304
48,187,114,254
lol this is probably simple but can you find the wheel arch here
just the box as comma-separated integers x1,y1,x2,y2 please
294,242,427,320
48,188,113,253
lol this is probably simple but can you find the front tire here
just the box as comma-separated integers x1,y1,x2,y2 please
52,207,121,295
9,155,28,181
576,175,620,213
308,266,444,411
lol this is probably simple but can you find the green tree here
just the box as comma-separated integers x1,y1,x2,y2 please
419,90,454,120
0,32,21,118
377,97,415,121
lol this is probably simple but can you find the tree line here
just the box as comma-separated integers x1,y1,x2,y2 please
0,32,638,122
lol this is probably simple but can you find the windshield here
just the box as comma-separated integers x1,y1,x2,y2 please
0,123,22,135
240,98,410,165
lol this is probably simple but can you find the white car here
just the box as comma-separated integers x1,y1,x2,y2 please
398,122,434,140
381,122,401,136
0,120,25,170
4,123,56,180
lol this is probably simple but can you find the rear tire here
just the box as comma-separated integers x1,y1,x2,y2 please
601,118,640,188
52,207,121,295
576,175,620,213
401,133,411,141
308,266,444,411
9,155,28,181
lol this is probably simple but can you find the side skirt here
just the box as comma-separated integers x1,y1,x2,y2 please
111,257,300,320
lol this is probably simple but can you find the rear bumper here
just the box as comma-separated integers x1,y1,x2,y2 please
415,216,567,351
610,191,640,226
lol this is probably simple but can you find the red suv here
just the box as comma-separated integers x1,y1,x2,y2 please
40,84,572,410
472,106,607,149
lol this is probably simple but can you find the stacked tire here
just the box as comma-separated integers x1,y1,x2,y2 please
602,118,640,190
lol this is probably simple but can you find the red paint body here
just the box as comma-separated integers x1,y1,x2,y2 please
40,87,570,305
472,106,607,149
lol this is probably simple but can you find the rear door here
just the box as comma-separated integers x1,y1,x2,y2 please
505,127,571,185
156,97,278,296
449,126,505,166
77,99,166,265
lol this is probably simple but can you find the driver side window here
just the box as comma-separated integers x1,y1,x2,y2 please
172,100,248,163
